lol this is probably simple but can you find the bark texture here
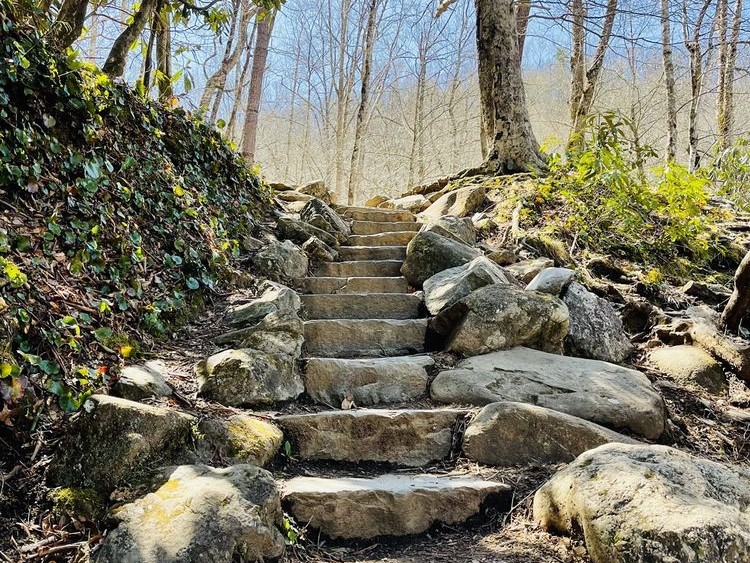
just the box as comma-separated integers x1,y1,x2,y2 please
241,13,275,163
722,249,750,332
103,0,160,77
661,0,678,161
49,0,88,49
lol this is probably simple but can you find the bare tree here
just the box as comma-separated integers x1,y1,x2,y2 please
241,12,275,162
717,0,743,149
661,0,678,160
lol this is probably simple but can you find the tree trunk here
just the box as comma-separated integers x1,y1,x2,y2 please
334,0,353,197
718,0,742,150
476,0,495,159
199,0,241,111
155,5,173,102
569,0,586,139
347,0,378,205
683,0,713,171
241,13,275,163
142,11,157,92
228,22,257,141
476,0,545,172
716,0,728,150
408,51,428,187
103,0,160,77
661,0,678,161
516,0,532,63
49,0,88,49
721,249,750,332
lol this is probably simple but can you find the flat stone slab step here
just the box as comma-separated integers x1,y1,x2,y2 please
304,319,427,357
315,260,403,278
304,355,434,406
351,221,422,235
300,293,423,320
295,277,410,295
283,474,510,539
338,246,407,261
348,232,417,246
277,408,466,466
340,207,415,223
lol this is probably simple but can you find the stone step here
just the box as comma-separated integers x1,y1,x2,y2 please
351,220,422,235
282,474,511,540
338,246,407,261
277,408,466,466
340,206,415,223
295,277,411,295
300,293,423,320
304,319,427,357
304,355,434,406
348,231,417,247
315,260,403,278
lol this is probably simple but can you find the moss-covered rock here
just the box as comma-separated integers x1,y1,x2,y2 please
198,415,283,467
50,487,104,521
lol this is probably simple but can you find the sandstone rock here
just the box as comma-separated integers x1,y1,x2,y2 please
649,345,727,394
277,409,465,466
463,402,637,467
112,361,171,401
283,474,510,539
297,179,330,202
304,356,433,406
505,257,554,283
253,239,308,281
48,395,195,494
269,181,295,192
197,415,283,467
689,319,750,381
401,231,481,288
525,267,575,295
196,348,303,407
563,282,633,363
423,256,514,315
216,309,305,357
365,195,388,207
418,185,486,221
277,216,338,247
431,347,666,439
276,191,314,203
96,465,285,563
226,281,301,328
383,194,430,212
431,285,569,356
533,443,750,563
302,236,339,262
486,248,517,266
301,198,351,243
304,318,427,357
420,215,476,245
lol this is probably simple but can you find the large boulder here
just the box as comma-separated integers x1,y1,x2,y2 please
420,215,476,245
401,231,481,288
533,444,750,563
197,415,284,467
463,402,637,467
111,361,172,401
431,347,666,439
225,281,301,328
431,285,569,356
253,239,308,281
649,345,727,394
48,395,195,494
562,282,633,363
297,179,330,202
418,185,486,221
423,256,515,315
196,348,304,407
300,198,351,243
276,216,338,248
96,465,285,563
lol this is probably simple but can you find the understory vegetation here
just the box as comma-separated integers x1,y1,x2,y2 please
0,2,270,426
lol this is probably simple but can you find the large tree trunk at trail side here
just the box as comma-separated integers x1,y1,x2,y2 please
241,13,274,163
49,0,88,49
103,0,160,77
476,1,495,160
661,0,678,161
476,0,545,173
347,0,378,205
722,250,750,332
516,0,532,63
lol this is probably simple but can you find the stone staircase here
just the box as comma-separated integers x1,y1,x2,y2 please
283,205,509,538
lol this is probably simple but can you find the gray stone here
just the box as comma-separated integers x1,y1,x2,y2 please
196,348,303,407
300,293,422,320
431,347,666,439
505,257,554,284
420,215,476,245
463,402,638,467
302,236,339,262
304,356,433,406
431,284,569,356
418,185,486,221
349,231,417,246
96,465,285,563
351,220,422,235
341,207,415,223
649,345,727,394
401,231,481,288
253,239,308,281
295,276,410,295
277,216,338,248
525,267,575,295
301,198,351,243
297,179,330,202
383,194,430,212
278,409,465,466
112,361,172,401
563,282,634,363
226,281,300,328
197,415,284,467
283,474,510,540
423,256,515,315
216,309,305,357
534,443,750,563
304,319,427,358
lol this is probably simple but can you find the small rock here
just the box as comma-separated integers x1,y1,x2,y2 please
96,465,285,563
423,256,514,315
525,267,575,295
276,191,314,203
649,345,727,394
226,281,301,327
681,280,732,306
297,179,330,202
277,216,338,247
301,198,351,243
253,239,308,281
302,236,339,262
383,194,430,212
463,402,638,466
401,231,481,288
420,215,476,245
533,443,750,563
486,248,517,266
562,282,633,363
418,185,486,221
197,415,283,467
365,195,388,207
620,299,657,334
241,235,265,252
505,257,554,283
112,361,172,401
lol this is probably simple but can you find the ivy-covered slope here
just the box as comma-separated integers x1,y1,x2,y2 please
0,2,270,419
